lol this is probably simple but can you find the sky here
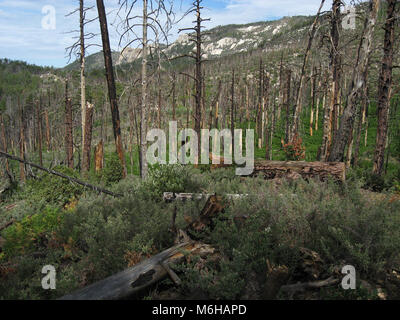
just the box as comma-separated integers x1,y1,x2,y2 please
0,0,334,68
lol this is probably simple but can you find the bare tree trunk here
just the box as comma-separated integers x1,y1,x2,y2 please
284,68,291,144
172,73,176,121
94,140,104,174
0,113,8,172
290,0,325,140
97,0,126,177
373,0,397,175
36,98,43,166
44,108,51,151
19,98,25,182
328,0,379,162
140,0,148,179
80,0,88,172
209,79,221,130
319,0,341,161
231,69,235,154
65,80,74,169
82,102,94,173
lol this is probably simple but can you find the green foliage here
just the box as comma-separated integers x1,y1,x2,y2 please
141,164,204,200
1,206,62,259
102,152,123,186
23,166,83,206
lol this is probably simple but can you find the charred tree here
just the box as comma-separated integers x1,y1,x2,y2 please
97,0,126,177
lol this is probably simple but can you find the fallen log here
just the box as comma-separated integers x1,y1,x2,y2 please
163,192,248,202
279,276,340,298
253,160,346,182
58,241,215,300
0,151,121,197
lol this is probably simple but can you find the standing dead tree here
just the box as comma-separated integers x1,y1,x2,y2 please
319,0,342,161
117,0,174,178
66,1,98,173
373,0,398,175
289,0,326,142
97,0,127,177
178,0,210,155
65,80,74,169
328,0,380,162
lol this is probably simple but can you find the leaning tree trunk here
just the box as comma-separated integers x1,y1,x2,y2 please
97,0,126,178
373,0,397,176
328,0,380,162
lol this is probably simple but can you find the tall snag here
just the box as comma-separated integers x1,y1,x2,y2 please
373,0,397,175
328,0,380,162
65,80,74,169
96,0,126,177
319,0,341,161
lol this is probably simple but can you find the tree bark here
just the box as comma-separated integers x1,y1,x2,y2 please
65,80,74,169
97,0,126,177
253,160,346,182
290,0,325,141
319,0,341,161
373,0,397,175
328,0,380,162
82,102,94,173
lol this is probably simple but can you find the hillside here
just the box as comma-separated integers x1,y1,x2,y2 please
64,15,314,71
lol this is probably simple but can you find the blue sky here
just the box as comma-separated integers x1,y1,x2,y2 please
0,0,333,68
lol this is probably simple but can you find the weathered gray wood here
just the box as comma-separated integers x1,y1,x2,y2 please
163,192,248,202
58,241,214,300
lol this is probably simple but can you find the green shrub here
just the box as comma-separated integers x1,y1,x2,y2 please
1,206,62,259
102,152,123,186
141,164,204,200
23,166,83,206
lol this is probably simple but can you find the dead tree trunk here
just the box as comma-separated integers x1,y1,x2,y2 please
36,98,43,167
284,69,292,144
80,0,87,173
97,0,126,177
82,102,94,173
19,98,25,182
0,151,121,197
328,0,380,162
253,160,346,182
65,80,74,169
0,113,8,172
290,0,325,140
373,0,397,175
319,0,341,161
94,140,104,173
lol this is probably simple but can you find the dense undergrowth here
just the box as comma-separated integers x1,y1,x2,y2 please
1,163,400,300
